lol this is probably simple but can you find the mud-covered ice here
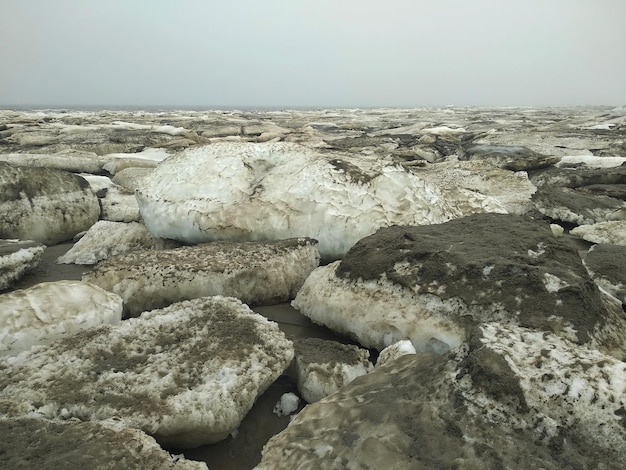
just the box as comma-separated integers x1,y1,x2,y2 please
0,296,294,448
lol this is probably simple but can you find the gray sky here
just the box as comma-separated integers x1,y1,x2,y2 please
1,0,625,108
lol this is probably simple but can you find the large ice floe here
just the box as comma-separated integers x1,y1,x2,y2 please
0,280,122,357
0,162,100,244
0,296,293,448
84,237,319,316
256,323,626,469
0,417,208,469
57,220,178,265
0,239,45,290
293,213,626,358
135,142,462,260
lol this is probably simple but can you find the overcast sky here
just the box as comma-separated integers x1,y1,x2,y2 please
1,0,625,108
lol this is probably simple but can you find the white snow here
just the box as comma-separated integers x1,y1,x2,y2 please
273,392,300,417
104,147,171,162
109,121,188,136
542,272,569,293
421,126,467,135
0,280,123,356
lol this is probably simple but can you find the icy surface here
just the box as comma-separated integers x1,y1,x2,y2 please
136,142,460,259
84,238,320,316
0,280,122,357
0,240,45,290
0,296,294,448
57,221,177,265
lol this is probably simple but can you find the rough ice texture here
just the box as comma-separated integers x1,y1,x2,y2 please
376,340,416,367
84,238,320,317
57,221,178,265
293,213,626,358
0,162,100,244
414,157,537,216
583,244,626,303
135,142,461,260
571,220,626,245
293,338,373,403
0,280,123,357
0,296,294,448
0,151,106,174
532,186,625,225
460,144,560,171
0,417,208,470
256,323,626,470
0,239,45,290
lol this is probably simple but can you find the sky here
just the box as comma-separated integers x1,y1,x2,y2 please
1,0,625,108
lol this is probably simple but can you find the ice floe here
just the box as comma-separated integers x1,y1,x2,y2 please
0,296,293,448
0,162,100,244
257,323,626,469
292,338,372,403
0,239,45,290
57,221,178,265
0,280,122,357
0,417,208,469
135,142,460,260
84,238,319,316
293,213,626,358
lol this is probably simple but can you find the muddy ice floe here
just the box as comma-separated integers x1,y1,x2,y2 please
0,296,294,448
293,213,626,358
292,338,372,403
84,237,319,316
256,323,626,469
